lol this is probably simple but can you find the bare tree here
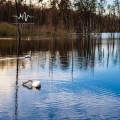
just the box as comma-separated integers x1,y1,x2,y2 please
97,0,107,32
15,0,21,56
74,0,97,34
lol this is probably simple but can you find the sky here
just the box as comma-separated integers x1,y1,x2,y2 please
106,0,113,4
18,0,114,4
11,0,115,7
43,0,114,5
36,0,114,6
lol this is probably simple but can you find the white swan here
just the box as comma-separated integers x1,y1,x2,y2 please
25,51,31,58
22,80,41,89
27,36,31,41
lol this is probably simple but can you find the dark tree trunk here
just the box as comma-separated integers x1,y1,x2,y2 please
15,0,21,57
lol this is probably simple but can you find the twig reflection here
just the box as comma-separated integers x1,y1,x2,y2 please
15,59,19,120
22,84,41,90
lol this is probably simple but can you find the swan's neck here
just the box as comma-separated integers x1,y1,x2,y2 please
23,80,33,85
29,51,32,56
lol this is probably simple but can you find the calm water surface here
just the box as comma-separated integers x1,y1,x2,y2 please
0,33,120,120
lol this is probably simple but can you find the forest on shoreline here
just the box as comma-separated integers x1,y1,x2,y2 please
0,0,120,37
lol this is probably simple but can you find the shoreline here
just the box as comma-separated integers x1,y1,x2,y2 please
0,34,78,40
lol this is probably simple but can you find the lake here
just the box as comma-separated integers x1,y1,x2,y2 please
0,33,120,120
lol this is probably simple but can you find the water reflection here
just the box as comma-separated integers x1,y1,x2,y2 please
14,59,19,120
0,34,120,119
22,84,41,90
0,37,120,71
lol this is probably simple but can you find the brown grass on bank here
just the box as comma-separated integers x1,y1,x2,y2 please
0,22,74,38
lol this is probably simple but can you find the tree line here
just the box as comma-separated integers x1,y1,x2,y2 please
0,0,120,33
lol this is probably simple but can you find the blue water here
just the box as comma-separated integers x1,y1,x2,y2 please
0,34,120,120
